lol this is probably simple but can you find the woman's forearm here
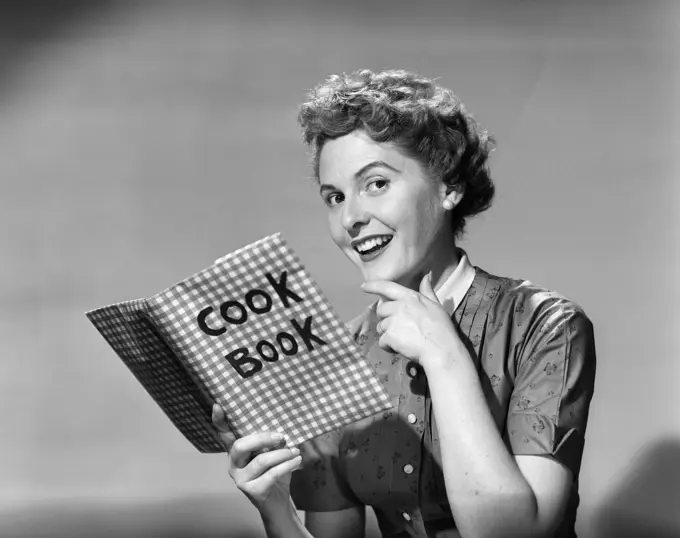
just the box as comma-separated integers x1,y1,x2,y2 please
423,350,541,538
259,497,315,538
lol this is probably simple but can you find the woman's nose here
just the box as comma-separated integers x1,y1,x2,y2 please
341,197,369,232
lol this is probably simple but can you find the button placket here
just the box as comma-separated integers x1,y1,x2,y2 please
390,355,425,511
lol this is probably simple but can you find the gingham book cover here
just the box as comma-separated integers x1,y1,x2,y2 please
86,233,392,453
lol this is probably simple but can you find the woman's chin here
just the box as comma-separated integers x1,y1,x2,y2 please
361,271,386,283
361,268,406,284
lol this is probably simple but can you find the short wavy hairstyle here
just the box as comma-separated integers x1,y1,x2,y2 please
298,69,496,239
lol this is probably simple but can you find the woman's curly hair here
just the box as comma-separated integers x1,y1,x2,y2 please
298,69,496,239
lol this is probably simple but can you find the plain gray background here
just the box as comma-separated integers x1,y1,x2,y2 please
0,1,678,536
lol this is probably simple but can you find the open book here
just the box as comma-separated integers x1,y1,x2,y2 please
86,233,392,453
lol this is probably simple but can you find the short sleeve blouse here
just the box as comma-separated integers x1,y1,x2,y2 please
290,267,597,538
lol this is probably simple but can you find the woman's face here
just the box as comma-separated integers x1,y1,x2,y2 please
318,130,455,287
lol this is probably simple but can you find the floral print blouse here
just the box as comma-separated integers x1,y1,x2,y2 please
289,265,597,538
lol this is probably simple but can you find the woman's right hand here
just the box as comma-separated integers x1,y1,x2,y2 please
212,404,303,513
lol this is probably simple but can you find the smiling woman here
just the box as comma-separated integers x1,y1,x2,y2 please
310,70,494,291
215,69,597,538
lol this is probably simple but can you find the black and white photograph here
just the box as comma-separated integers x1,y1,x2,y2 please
0,1,677,537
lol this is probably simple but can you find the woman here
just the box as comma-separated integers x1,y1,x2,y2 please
213,69,597,538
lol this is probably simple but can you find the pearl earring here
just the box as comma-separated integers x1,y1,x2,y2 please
443,199,454,210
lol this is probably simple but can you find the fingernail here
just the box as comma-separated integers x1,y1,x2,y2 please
290,447,300,456
272,432,284,441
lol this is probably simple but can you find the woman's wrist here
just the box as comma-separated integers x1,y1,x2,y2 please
421,340,469,373
258,497,312,538
258,496,292,522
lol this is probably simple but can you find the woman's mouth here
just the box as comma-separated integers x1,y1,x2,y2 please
353,235,393,261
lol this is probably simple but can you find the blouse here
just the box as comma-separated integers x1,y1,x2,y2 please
289,259,597,538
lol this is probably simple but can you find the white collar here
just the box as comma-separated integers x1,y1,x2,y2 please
434,249,476,314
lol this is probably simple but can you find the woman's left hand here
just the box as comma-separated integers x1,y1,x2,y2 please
361,272,464,368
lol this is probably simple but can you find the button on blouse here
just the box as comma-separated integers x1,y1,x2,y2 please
406,364,419,378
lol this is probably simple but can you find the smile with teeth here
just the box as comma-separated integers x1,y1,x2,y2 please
354,235,393,254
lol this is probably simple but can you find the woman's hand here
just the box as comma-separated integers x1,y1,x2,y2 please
212,404,302,513
361,272,464,368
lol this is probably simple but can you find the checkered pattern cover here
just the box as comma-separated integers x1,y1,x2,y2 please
86,233,392,453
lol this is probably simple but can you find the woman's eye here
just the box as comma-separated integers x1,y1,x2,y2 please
366,178,388,192
326,193,344,207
